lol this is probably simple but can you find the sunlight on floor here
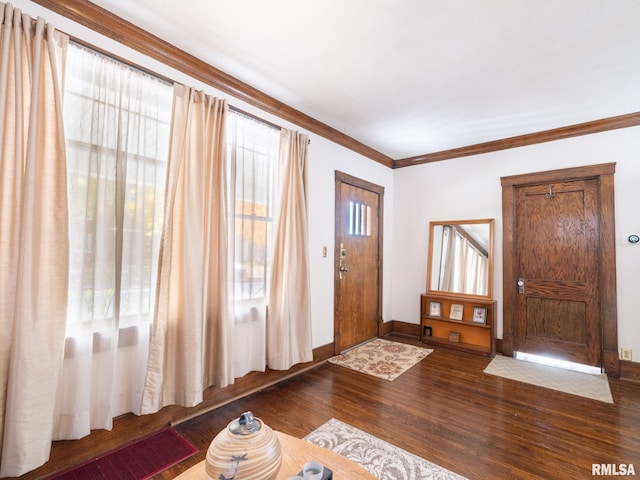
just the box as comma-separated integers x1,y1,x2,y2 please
514,351,603,375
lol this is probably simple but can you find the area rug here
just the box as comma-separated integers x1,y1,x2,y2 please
327,338,432,381
44,427,198,480
304,418,467,480
484,354,613,403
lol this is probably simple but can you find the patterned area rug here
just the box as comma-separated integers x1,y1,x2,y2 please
44,427,197,480
327,338,432,381
304,418,467,480
484,354,613,403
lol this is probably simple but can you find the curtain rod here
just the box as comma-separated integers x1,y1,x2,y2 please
229,105,281,131
230,106,311,144
69,37,173,86
67,37,311,143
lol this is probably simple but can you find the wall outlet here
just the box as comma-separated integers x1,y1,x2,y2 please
621,348,632,361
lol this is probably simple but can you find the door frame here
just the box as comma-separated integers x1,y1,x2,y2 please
501,163,619,377
334,171,384,354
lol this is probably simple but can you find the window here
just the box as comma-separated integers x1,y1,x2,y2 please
348,201,372,236
64,43,173,332
227,111,280,300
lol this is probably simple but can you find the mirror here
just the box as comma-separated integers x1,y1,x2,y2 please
426,219,494,299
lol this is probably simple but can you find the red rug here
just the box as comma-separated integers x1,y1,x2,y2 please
45,427,198,480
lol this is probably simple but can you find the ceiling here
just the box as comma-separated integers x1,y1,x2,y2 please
90,0,640,161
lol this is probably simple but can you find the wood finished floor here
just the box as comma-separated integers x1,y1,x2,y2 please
13,334,640,480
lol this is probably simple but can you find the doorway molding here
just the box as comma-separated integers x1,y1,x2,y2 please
501,163,619,377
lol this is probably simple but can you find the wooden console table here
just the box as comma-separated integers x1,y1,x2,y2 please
174,430,375,479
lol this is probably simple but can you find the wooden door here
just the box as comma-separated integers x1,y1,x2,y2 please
502,163,619,376
514,179,600,366
334,172,383,353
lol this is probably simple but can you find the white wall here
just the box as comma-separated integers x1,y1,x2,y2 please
12,0,395,350
307,140,395,346
12,0,639,360
392,127,640,362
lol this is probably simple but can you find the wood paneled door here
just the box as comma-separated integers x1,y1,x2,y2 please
334,172,384,353
502,163,619,376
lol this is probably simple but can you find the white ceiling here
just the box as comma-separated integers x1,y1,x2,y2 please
92,0,640,160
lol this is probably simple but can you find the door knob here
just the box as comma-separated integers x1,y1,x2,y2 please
339,242,348,279
339,261,348,279
517,277,525,294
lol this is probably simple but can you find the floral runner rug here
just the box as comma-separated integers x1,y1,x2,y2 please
484,354,613,403
327,338,432,381
304,418,467,480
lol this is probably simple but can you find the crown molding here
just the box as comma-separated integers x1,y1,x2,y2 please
394,112,640,168
31,1,640,171
33,0,394,168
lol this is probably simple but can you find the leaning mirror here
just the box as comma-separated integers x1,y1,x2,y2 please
426,219,494,299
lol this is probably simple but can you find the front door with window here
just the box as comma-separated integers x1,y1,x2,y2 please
334,172,383,353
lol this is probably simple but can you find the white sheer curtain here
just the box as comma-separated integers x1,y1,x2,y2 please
141,85,231,414
227,111,280,377
53,43,172,438
466,247,488,295
267,129,313,370
0,2,69,476
440,225,488,296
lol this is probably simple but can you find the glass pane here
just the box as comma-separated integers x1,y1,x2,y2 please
228,111,280,300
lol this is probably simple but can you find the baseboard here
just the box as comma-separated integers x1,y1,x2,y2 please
388,320,639,382
620,359,640,383
172,325,640,428
171,343,333,426
313,341,336,361
379,319,394,336
386,320,420,337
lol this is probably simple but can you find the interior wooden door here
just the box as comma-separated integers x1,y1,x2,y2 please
334,172,383,353
501,163,619,376
514,179,601,367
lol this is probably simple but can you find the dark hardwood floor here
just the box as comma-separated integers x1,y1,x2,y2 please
14,334,640,479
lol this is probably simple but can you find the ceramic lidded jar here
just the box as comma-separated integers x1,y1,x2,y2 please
205,411,282,480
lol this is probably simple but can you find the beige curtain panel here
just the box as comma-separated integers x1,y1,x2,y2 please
0,2,69,476
267,129,313,370
141,85,232,414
